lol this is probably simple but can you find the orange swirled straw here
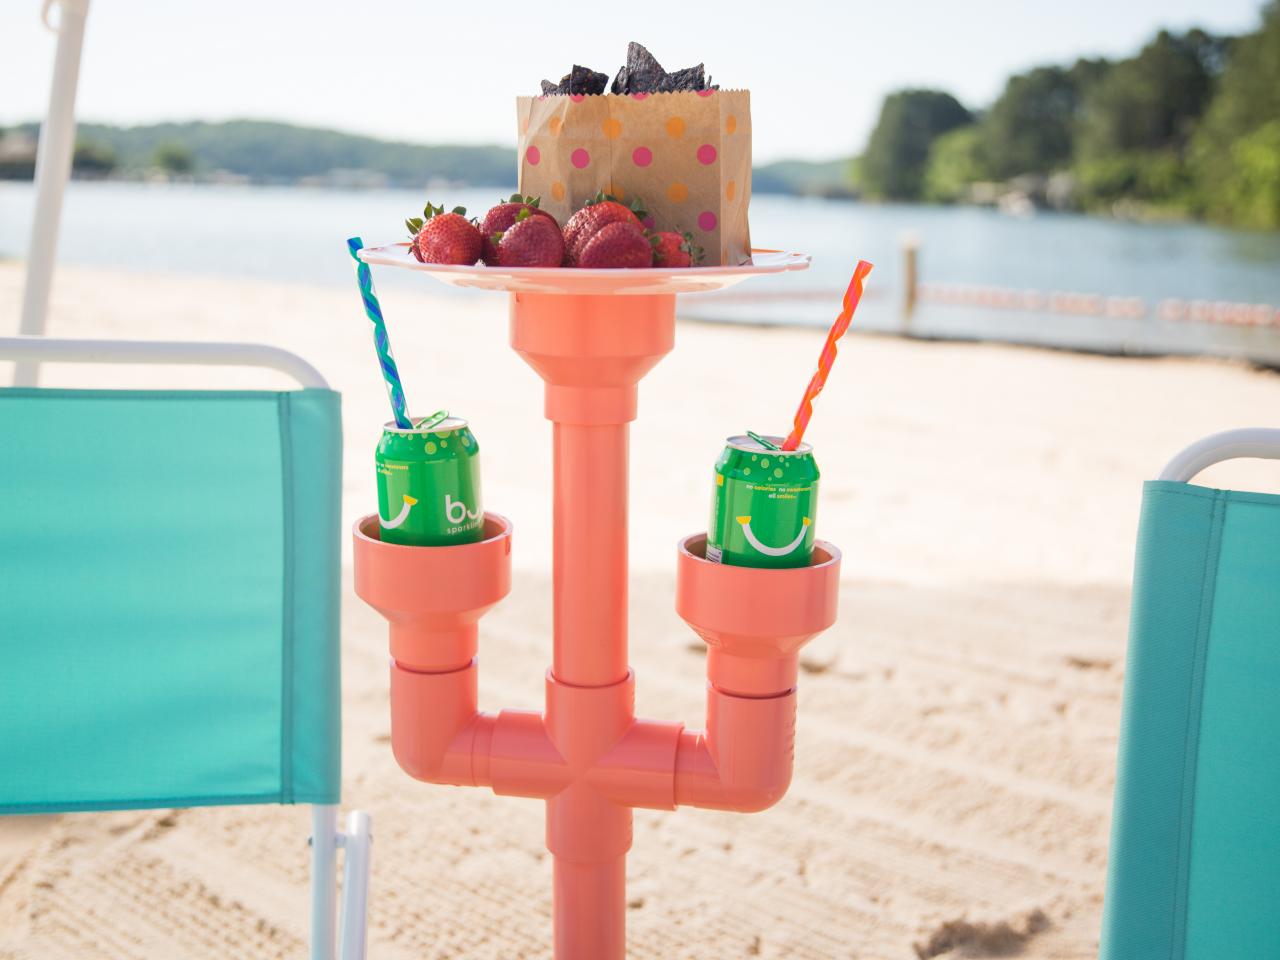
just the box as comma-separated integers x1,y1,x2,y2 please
781,260,874,451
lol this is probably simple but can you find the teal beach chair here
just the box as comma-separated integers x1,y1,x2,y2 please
0,336,370,960
1101,428,1280,959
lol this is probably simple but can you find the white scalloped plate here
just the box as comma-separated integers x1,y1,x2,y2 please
356,243,811,295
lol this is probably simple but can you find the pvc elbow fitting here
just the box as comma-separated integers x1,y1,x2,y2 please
673,533,841,811
674,688,797,812
353,514,513,787
389,660,494,787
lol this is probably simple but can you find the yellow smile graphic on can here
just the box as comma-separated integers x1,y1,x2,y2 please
736,516,810,556
380,494,417,530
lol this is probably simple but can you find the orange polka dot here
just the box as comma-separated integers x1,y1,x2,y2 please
551,181,566,201
522,117,530,134
549,116,563,136
608,182,626,200
726,114,737,134
666,117,685,138
601,117,622,139
667,182,689,203
726,179,737,201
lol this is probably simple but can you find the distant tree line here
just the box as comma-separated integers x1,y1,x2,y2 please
858,1,1280,229
4,6,1274,227
0,117,853,197
0,120,517,187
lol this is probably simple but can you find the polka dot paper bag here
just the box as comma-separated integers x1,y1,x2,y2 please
516,91,752,266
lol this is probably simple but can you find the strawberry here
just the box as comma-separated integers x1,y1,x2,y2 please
649,230,703,268
405,202,482,265
405,205,442,261
563,191,648,266
495,212,565,267
577,221,653,269
479,194,557,264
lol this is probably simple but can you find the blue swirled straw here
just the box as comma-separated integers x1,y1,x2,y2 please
347,238,412,429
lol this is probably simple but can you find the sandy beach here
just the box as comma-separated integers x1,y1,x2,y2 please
3,260,1279,960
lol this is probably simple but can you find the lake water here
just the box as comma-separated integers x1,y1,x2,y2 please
3,181,1279,363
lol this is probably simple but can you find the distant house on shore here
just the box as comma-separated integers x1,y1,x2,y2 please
0,132,37,180
0,129,118,181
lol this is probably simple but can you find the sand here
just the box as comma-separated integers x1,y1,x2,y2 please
2,261,1279,959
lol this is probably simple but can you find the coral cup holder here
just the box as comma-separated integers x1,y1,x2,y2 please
352,513,512,673
352,513,515,789
675,533,842,698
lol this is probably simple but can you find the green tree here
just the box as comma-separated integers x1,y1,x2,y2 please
981,63,1103,179
1220,120,1280,228
1074,150,1195,211
1192,1,1280,220
152,140,195,175
860,90,972,200
922,126,987,202
1076,30,1226,162
72,139,117,176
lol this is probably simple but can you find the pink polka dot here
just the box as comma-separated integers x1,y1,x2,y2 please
631,92,649,100
570,148,590,169
570,94,585,102
697,89,716,97
697,211,717,231
642,216,655,230
697,144,717,165
632,146,653,167
526,145,540,165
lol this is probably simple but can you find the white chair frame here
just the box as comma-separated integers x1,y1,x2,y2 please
1159,428,1280,482
1,334,370,960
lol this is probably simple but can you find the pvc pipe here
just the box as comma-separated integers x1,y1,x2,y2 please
553,858,626,960
1158,428,1280,482
509,291,675,691
351,527,845,948
486,709,567,799
0,336,329,389
338,811,372,960
17,0,90,387
552,422,630,686
310,805,338,960
351,290,848,959
543,673,634,957
514,293,674,956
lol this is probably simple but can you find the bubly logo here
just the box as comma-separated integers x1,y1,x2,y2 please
445,493,482,525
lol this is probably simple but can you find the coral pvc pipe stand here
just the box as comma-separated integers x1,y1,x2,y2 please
352,254,839,959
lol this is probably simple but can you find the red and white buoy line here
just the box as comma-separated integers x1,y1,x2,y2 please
919,283,1280,328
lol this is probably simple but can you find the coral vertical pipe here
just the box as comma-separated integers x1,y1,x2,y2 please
512,291,674,689
545,364,634,959
553,421,630,686
554,858,627,958
511,291,676,960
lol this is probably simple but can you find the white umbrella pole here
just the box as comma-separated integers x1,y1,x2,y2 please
15,0,90,387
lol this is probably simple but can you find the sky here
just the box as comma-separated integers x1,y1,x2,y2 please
0,0,1269,164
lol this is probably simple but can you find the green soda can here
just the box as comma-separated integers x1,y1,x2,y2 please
375,415,483,546
706,435,819,568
